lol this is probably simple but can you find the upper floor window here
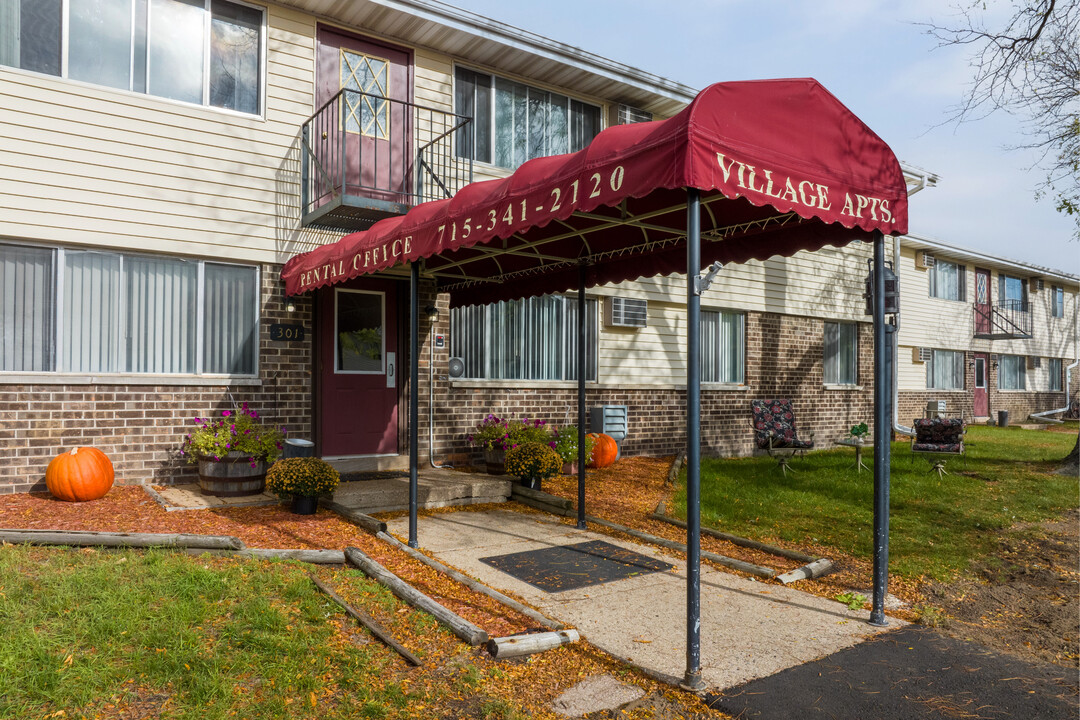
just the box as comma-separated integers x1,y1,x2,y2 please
0,0,263,115
1047,357,1062,392
998,274,1026,308
926,349,964,390
823,321,858,385
0,242,258,375
998,354,1025,390
928,259,965,301
450,294,597,381
454,66,601,170
700,310,745,383
1052,286,1064,318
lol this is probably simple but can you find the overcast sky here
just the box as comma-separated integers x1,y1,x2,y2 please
446,0,1077,274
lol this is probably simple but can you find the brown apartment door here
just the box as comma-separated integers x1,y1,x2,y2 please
316,28,411,203
974,268,991,334
317,280,399,457
973,352,989,417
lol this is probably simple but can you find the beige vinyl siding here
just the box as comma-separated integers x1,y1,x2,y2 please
898,347,930,390
0,4,340,264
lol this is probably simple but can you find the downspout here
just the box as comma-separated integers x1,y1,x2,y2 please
1031,362,1078,424
892,234,913,436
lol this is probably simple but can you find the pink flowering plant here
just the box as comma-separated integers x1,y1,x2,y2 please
180,403,286,466
467,414,554,451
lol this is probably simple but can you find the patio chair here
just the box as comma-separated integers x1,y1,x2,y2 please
910,417,966,478
750,399,815,475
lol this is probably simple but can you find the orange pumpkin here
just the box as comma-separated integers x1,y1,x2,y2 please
45,447,114,502
586,433,618,468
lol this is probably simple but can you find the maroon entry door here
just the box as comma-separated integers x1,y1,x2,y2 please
317,280,399,456
974,268,991,334
973,352,989,417
316,28,412,203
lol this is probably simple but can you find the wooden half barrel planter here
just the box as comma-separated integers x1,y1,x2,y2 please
197,452,269,496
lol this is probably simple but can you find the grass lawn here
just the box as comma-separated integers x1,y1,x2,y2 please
671,424,1078,580
0,547,528,720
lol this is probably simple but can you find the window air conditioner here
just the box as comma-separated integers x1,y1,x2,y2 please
915,251,935,269
617,104,653,125
1034,278,1044,291
604,297,647,328
913,347,931,363
1027,356,1041,369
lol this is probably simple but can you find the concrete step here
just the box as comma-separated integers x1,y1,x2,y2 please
329,468,512,513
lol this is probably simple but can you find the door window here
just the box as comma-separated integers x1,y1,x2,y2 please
335,289,384,373
341,49,389,138
974,358,986,389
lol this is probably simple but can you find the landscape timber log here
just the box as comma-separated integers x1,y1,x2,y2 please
776,558,835,585
649,509,820,564
666,451,686,487
486,630,580,659
0,528,244,550
240,548,346,564
377,531,564,631
309,574,422,666
508,492,777,579
344,546,489,646
510,484,573,511
323,502,387,533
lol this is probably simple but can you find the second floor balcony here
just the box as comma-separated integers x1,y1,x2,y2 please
300,88,473,232
973,299,1032,340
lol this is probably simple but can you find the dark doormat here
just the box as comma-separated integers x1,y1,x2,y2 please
479,540,673,592
707,624,1078,719
339,471,410,483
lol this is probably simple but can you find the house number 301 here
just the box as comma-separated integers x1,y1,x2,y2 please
270,324,305,342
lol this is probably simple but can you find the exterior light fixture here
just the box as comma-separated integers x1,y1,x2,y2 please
424,305,439,321
285,297,296,313
864,260,900,316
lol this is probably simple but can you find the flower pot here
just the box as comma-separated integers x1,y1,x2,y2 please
290,494,318,515
518,476,542,491
561,462,578,476
483,448,506,475
197,452,268,496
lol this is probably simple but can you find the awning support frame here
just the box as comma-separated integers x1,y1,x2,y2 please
684,188,705,691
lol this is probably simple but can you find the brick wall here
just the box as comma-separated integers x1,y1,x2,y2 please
0,266,313,494
898,352,1076,425
420,308,878,467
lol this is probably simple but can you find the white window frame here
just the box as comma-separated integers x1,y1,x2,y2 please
998,354,1026,391
928,259,966,301
926,349,964,390
449,294,597,382
700,309,745,385
453,64,603,170
3,0,266,117
1047,357,1062,392
823,321,858,386
0,241,260,380
334,288,386,375
1051,286,1064,318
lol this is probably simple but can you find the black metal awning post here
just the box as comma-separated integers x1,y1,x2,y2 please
684,188,704,690
577,262,587,529
869,230,891,625
409,262,420,548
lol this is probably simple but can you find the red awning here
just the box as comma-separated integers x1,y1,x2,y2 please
282,78,908,306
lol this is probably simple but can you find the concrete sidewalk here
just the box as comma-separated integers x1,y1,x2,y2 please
385,508,893,690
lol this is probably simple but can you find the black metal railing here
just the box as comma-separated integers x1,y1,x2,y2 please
973,299,1032,339
300,88,472,229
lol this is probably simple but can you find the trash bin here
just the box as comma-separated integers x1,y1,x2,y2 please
283,438,315,458
997,410,1009,428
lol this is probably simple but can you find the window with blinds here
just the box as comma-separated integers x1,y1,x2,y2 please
0,242,258,375
700,310,744,383
823,321,858,385
450,294,597,381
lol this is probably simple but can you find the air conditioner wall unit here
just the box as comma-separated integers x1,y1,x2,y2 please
1028,356,1042,369
1034,278,1044,291
912,347,931,363
617,104,652,125
915,251,935,269
604,297,647,328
